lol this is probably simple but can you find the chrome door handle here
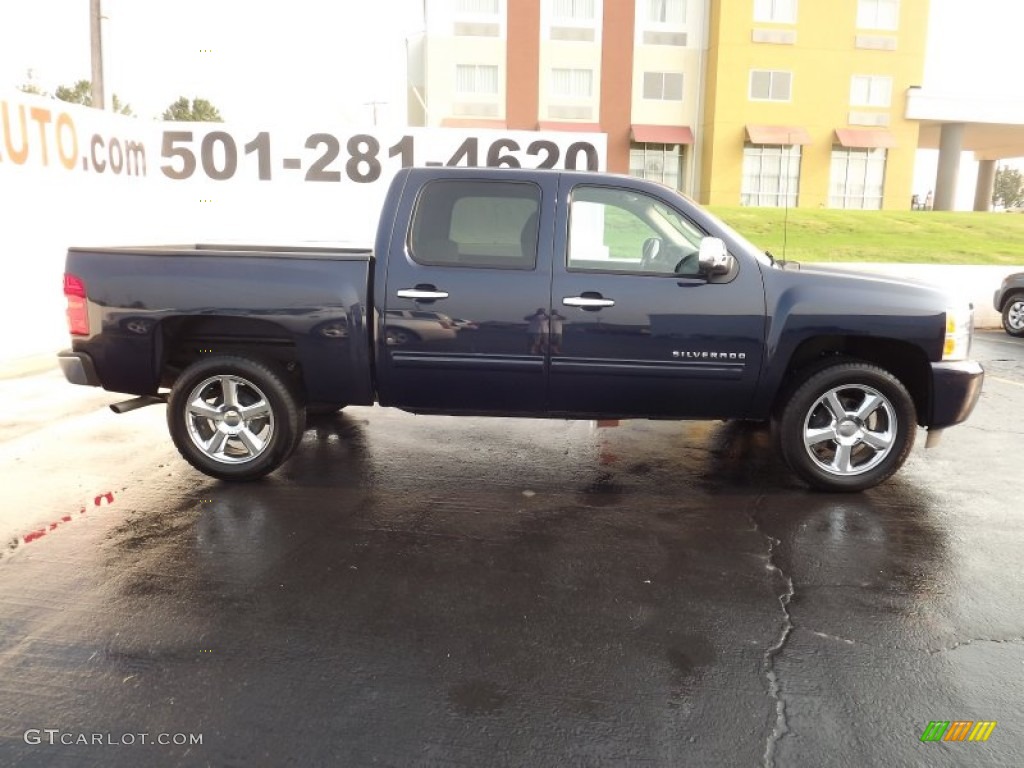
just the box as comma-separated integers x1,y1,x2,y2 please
563,296,615,308
396,289,449,300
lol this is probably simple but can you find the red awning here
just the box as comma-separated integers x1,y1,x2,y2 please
631,124,694,145
440,118,508,129
745,124,812,145
835,128,897,149
536,121,602,132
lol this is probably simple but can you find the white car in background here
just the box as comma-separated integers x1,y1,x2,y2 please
994,272,1024,337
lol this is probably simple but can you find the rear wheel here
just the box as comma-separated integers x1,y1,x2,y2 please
167,356,304,480
1002,294,1024,337
775,361,916,492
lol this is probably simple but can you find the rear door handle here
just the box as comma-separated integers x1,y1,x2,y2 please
563,296,615,308
397,288,449,300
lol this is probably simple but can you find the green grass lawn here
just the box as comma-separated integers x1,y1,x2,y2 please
706,207,1024,266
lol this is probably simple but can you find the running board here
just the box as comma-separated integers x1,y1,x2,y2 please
109,394,167,414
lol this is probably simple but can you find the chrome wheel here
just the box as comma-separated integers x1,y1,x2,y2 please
802,384,896,476
1005,299,1024,333
184,375,275,465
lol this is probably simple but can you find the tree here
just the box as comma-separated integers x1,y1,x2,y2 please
162,97,223,122
19,69,44,95
54,79,92,105
993,166,1024,209
53,79,134,115
111,95,134,116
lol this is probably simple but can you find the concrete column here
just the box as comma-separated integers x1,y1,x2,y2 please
933,123,965,211
974,159,997,211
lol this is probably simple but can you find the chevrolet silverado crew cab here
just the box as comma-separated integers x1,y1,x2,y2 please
59,167,983,492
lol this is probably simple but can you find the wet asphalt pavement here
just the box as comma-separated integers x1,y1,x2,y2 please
0,331,1021,767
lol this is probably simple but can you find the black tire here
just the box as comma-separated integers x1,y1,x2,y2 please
774,361,916,492
1001,293,1024,337
167,356,304,481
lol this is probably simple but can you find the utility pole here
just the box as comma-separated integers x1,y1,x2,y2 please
89,0,105,109
364,100,388,127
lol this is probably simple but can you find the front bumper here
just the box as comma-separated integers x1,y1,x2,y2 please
58,350,100,387
929,360,984,429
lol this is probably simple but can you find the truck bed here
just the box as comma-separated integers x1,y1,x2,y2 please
63,244,375,406
68,244,373,260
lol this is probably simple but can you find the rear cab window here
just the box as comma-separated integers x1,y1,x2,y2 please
409,180,541,270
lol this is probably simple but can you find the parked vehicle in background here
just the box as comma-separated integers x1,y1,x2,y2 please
384,309,458,346
59,167,984,492
994,272,1024,337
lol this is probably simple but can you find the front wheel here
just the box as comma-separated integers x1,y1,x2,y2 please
775,362,916,492
167,356,304,481
1002,294,1024,337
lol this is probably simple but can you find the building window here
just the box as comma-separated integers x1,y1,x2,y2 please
454,0,502,36
850,75,892,107
549,0,599,40
551,68,594,98
754,0,796,24
552,0,596,22
456,0,500,13
642,72,684,100
741,144,801,207
857,0,899,30
646,0,686,25
630,143,684,190
455,64,499,95
749,70,792,101
829,147,886,209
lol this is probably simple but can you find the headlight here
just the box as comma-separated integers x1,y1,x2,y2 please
943,304,973,361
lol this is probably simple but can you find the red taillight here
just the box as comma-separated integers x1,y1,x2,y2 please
64,273,89,336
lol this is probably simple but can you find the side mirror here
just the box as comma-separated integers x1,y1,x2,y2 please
698,237,733,276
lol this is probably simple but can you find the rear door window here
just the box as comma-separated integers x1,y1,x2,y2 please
409,180,542,270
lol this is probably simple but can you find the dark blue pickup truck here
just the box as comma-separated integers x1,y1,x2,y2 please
59,167,983,491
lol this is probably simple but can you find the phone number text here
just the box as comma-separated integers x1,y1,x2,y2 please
160,132,600,183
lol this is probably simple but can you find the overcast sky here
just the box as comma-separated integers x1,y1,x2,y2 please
2,0,423,124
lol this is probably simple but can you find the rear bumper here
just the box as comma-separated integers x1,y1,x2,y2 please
58,350,101,387
929,360,984,429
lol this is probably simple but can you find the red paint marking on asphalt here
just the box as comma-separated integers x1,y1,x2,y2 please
16,492,117,548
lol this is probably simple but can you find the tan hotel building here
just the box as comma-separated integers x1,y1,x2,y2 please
407,0,930,211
